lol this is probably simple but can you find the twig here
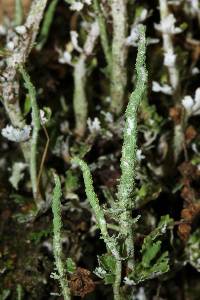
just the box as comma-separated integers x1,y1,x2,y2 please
36,125,50,196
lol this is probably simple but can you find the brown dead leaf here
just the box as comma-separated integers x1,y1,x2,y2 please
185,126,197,144
69,267,95,298
169,106,183,125
181,203,200,221
178,223,191,241
181,186,195,203
178,203,200,241
178,162,197,180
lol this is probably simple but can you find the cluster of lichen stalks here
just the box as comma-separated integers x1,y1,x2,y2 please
51,25,147,300
0,1,177,299
0,1,150,298
0,0,185,213
0,0,130,210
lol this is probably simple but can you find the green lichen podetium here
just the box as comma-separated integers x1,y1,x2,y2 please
37,0,59,50
93,0,111,68
71,157,121,299
110,0,128,115
71,157,120,260
14,0,23,26
52,173,71,300
19,65,42,207
72,25,147,300
117,25,148,268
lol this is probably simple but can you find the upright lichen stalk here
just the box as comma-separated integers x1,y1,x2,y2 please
14,0,23,26
37,0,59,50
19,66,42,207
93,0,111,67
52,174,71,300
73,21,99,137
0,0,48,161
71,158,120,260
158,0,183,162
110,0,128,114
159,0,179,93
72,25,147,300
117,25,147,269
72,157,121,300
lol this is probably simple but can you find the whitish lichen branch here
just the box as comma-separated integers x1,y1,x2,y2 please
117,25,148,268
0,0,48,160
52,173,71,300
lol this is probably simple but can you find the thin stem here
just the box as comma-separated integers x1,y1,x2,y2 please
158,0,184,162
17,284,23,300
14,0,23,26
36,125,50,195
72,157,120,259
113,260,122,300
107,224,120,231
73,56,87,137
37,0,59,50
110,0,128,114
52,174,71,300
159,0,179,94
19,66,41,206
93,0,111,67
117,25,147,268
73,21,99,137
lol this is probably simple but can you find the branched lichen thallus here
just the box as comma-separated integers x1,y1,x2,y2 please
117,25,147,270
71,24,147,300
